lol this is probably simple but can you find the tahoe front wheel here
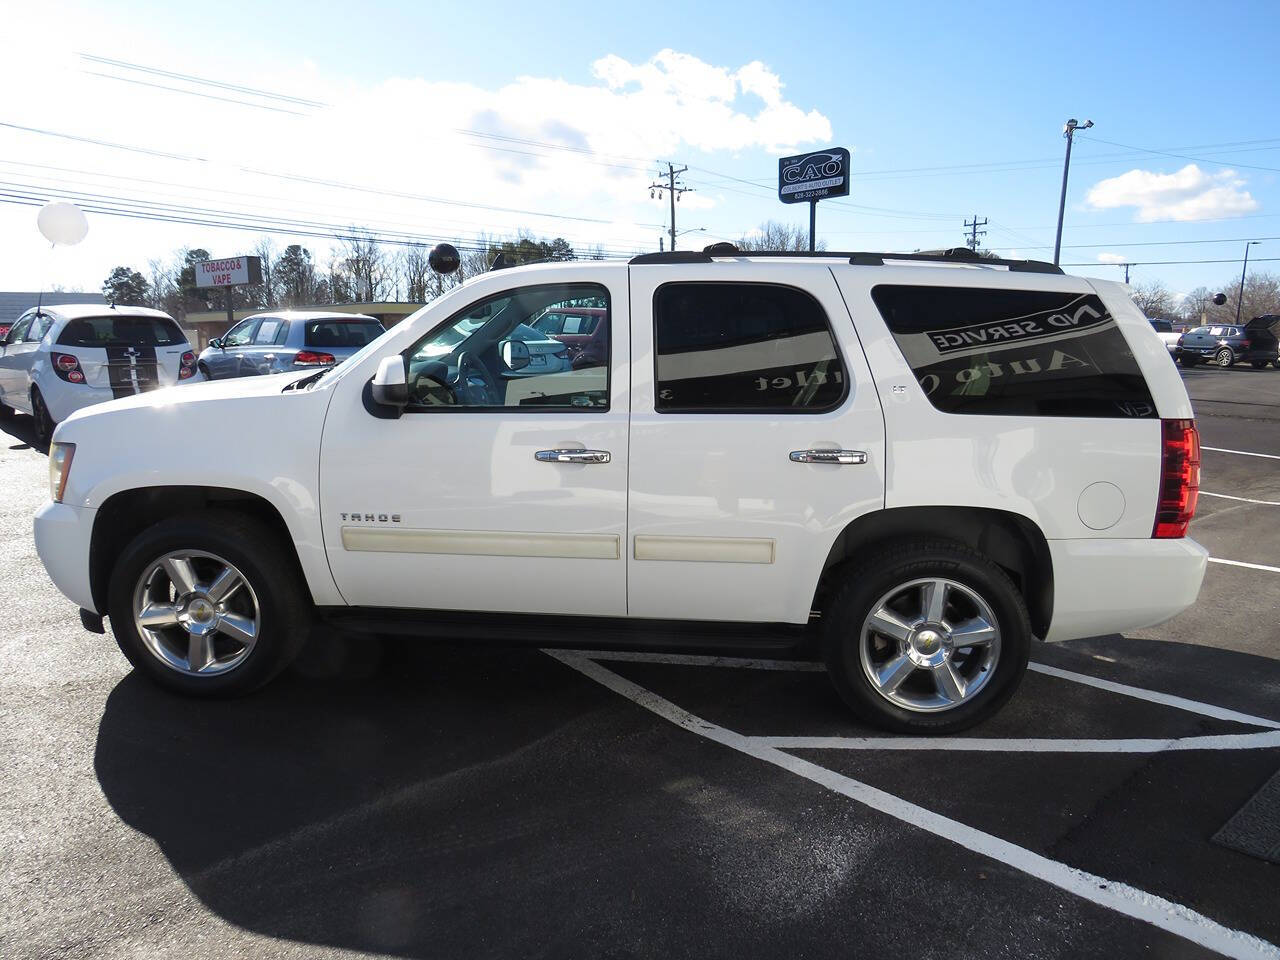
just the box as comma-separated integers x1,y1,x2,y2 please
821,540,1031,734
107,511,312,696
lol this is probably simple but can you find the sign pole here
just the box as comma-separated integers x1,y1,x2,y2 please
809,200,816,252
225,287,233,326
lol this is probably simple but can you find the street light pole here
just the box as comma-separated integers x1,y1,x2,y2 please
1235,241,1260,324
1053,118,1093,266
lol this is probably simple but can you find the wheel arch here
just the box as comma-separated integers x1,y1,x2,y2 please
812,506,1053,639
89,485,313,614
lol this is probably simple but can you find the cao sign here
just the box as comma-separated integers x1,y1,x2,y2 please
195,256,263,288
778,147,850,204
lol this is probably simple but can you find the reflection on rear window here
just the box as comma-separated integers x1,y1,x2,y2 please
56,315,186,347
305,319,384,348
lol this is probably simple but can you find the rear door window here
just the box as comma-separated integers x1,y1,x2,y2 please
653,282,846,412
871,285,1156,418
56,315,186,347
305,319,384,348
254,319,283,344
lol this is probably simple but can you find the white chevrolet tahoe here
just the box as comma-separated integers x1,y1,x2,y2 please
33,247,1208,733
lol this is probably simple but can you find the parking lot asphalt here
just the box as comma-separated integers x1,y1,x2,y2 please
2,363,1279,960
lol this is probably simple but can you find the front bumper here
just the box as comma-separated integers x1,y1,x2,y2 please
33,500,98,613
1044,537,1208,642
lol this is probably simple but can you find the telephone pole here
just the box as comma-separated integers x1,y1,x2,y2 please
963,215,988,252
649,163,692,250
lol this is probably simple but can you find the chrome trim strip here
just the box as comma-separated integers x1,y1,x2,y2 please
633,535,775,564
341,527,620,560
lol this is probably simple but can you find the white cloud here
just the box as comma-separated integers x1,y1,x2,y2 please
1084,164,1258,222
0,16,832,289
1096,252,1128,264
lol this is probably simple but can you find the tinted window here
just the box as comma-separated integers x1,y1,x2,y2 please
403,284,609,410
872,285,1156,418
653,283,846,412
1149,319,1172,333
56,314,186,347
305,319,384,348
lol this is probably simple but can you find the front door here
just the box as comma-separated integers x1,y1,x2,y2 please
0,312,36,412
207,318,259,378
320,267,629,616
626,262,887,624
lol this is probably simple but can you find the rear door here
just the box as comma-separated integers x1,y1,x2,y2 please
626,262,886,624
244,316,287,375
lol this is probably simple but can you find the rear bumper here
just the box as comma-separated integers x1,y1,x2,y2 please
1044,537,1208,642
33,500,98,613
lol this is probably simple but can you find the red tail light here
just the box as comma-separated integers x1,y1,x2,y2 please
1153,419,1200,539
51,352,85,383
1239,340,1251,349
294,350,336,366
178,350,196,380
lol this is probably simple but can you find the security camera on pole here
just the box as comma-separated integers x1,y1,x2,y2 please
777,148,850,251
1053,118,1093,266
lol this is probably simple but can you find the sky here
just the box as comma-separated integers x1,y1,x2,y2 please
2,0,1279,306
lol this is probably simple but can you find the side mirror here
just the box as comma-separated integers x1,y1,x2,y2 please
372,355,408,411
500,339,531,371
209,337,223,350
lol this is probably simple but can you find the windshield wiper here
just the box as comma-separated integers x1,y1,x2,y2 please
284,369,329,391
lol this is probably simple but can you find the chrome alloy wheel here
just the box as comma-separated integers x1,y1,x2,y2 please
131,551,261,676
857,577,1001,713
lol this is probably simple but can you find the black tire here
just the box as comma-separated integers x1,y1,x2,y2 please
821,540,1032,734
107,511,312,697
0,400,13,421
1274,359,1280,370
1252,360,1268,369
1215,347,1234,367
198,361,212,380
31,387,55,449
1179,355,1199,367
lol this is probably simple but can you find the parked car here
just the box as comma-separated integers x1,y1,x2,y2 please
0,318,14,342
197,312,385,380
1175,318,1280,368
35,249,1207,734
0,304,194,445
1148,317,1180,355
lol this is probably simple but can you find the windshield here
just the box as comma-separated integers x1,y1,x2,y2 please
56,314,186,347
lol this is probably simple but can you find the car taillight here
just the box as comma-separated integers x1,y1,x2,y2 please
178,350,196,380
1239,340,1251,349
294,350,336,366
1153,418,1200,539
51,352,85,384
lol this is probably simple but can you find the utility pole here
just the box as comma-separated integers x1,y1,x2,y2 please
1053,118,1093,266
1236,241,1260,323
649,163,692,250
963,215,988,252
1123,263,1131,284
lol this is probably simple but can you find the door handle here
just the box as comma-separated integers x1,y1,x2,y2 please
535,448,611,464
790,449,868,465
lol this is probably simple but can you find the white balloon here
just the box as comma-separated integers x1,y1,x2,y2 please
37,202,89,246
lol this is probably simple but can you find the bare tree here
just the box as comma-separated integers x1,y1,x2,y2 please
736,221,824,252
398,243,432,302
252,237,278,308
340,231,390,302
1129,279,1173,319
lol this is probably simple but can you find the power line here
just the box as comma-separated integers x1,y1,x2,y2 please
78,53,327,107
1061,256,1280,267
0,121,206,162
649,163,691,250
83,71,309,116
1079,134,1280,174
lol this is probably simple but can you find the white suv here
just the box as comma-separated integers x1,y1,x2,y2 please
32,249,1207,733
0,304,195,446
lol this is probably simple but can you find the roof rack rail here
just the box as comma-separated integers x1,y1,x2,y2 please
629,244,1063,275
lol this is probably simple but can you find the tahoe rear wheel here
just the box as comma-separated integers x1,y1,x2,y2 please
107,511,312,696
822,540,1031,734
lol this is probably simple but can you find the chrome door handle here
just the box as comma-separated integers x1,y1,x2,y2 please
790,449,868,465
535,448,611,464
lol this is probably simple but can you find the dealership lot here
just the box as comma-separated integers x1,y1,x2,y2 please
1,367,1278,959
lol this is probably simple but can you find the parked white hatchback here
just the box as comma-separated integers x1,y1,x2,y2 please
32,248,1208,733
0,304,195,446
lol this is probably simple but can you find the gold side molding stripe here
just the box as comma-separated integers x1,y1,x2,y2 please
633,535,775,564
342,527,620,560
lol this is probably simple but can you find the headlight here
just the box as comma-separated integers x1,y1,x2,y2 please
48,442,75,503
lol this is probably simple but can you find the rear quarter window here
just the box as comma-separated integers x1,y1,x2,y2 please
871,285,1156,418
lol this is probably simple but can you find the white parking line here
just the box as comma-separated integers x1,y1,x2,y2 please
547,650,1280,960
571,649,1280,730
1201,491,1280,506
1202,446,1280,460
1208,556,1280,575
748,730,1280,752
